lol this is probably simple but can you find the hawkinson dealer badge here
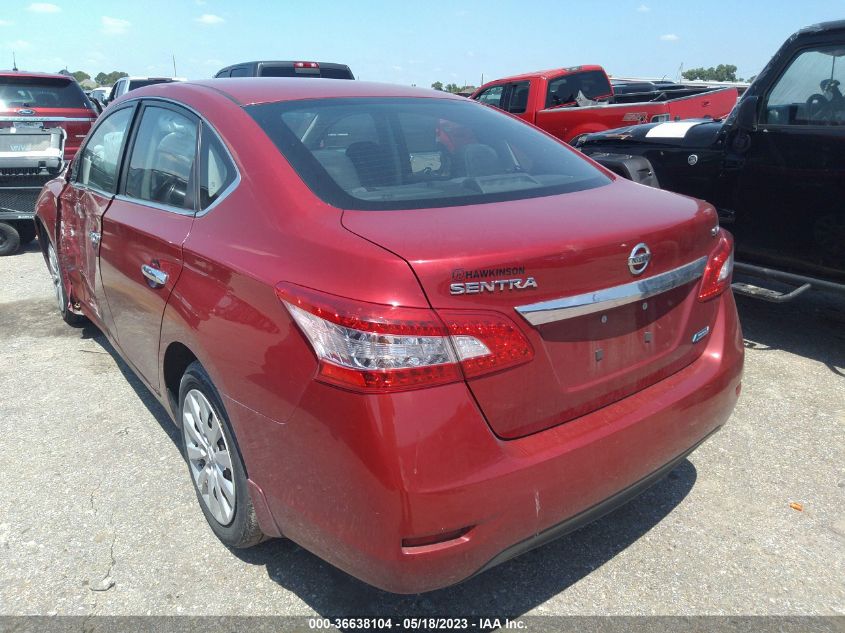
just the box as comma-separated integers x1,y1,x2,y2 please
450,266,538,295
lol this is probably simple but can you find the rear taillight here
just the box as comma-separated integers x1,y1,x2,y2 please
276,283,533,393
698,229,734,301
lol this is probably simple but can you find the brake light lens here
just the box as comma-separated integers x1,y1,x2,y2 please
698,229,734,301
294,61,319,69
276,283,533,392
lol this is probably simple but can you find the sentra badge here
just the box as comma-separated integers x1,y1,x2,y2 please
450,265,538,295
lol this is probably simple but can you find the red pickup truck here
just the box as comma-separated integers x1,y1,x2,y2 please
471,65,739,144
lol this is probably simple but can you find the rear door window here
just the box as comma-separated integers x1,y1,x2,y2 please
0,76,91,109
124,105,199,210
506,81,530,114
546,71,612,107
76,106,134,193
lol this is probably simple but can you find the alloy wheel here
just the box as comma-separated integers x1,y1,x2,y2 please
47,244,65,312
182,389,237,525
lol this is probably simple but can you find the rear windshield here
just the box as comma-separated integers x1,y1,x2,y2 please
248,97,609,211
259,65,354,79
128,79,174,91
0,76,91,109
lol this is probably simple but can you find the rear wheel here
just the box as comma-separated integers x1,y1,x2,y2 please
0,222,21,256
46,241,86,326
179,361,264,548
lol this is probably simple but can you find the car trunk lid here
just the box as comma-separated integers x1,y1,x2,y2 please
342,179,722,438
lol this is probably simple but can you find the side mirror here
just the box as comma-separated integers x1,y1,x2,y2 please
736,95,758,131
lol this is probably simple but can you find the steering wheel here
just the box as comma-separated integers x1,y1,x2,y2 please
152,174,186,206
806,93,832,121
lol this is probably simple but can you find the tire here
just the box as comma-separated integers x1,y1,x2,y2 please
15,221,37,245
46,241,86,326
0,222,21,256
179,361,264,548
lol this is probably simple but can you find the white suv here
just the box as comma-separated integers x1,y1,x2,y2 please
106,77,185,103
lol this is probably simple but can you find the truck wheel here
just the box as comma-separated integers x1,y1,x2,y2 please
179,361,265,548
46,241,86,326
15,221,37,245
0,222,21,256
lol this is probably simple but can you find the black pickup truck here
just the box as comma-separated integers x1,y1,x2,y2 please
577,20,845,301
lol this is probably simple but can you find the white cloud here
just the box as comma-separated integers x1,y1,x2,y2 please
0,19,13,26
3,39,32,50
660,33,680,41
27,3,61,12
636,4,650,11
196,14,224,25
101,16,130,35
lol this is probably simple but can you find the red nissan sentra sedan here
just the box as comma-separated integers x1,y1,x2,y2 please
34,78,743,593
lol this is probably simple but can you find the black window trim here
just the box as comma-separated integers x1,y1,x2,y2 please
760,42,845,130
70,101,140,197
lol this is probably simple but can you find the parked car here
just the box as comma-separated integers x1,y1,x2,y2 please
89,86,111,106
0,70,97,254
577,20,845,301
214,60,354,79
471,65,739,144
34,78,743,593
105,76,184,104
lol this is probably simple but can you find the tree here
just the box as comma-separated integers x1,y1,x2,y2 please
431,81,444,91
94,71,128,86
682,64,739,82
71,70,90,83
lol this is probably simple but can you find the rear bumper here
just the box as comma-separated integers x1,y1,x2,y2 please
232,290,743,593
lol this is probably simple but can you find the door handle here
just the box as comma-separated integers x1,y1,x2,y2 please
89,231,101,246
141,264,168,288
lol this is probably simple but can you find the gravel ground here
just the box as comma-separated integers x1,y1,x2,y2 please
0,243,843,618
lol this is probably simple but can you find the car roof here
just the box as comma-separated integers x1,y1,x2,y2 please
478,65,607,86
220,61,351,69
126,78,468,107
0,70,76,81
123,76,185,81
801,19,845,34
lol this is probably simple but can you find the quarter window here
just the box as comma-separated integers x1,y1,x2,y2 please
200,124,236,209
125,105,198,210
765,46,845,126
76,106,134,193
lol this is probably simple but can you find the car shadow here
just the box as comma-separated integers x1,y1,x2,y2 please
734,283,845,377
230,460,697,617
86,324,181,445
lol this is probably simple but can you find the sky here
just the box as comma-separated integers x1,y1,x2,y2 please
1,0,843,86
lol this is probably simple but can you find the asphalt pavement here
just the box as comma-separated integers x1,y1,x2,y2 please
0,243,843,618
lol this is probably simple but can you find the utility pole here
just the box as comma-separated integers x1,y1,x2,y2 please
172,54,177,77
12,51,18,71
